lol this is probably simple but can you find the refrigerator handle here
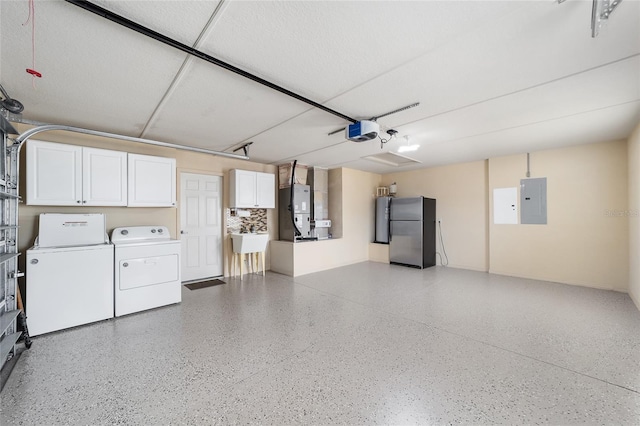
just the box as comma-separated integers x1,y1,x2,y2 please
388,198,392,242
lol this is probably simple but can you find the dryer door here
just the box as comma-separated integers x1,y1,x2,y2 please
119,254,179,290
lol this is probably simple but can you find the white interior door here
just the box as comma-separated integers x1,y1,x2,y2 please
180,173,223,282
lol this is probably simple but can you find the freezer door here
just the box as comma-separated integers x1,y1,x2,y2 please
375,197,391,244
390,220,423,267
390,197,423,221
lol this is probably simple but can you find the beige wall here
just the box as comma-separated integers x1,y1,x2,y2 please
376,140,629,293
271,167,381,276
16,125,635,296
328,168,343,238
628,123,640,308
488,140,629,291
381,161,489,271
15,125,277,277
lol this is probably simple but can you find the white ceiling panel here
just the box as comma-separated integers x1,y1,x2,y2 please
1,0,187,135
0,1,638,174
419,101,640,168
202,0,524,102
244,107,348,163
142,57,312,149
237,55,639,167
92,0,223,46
315,101,640,174
395,56,640,146
324,0,640,127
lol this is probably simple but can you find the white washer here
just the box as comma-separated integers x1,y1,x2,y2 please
27,214,114,336
111,226,181,317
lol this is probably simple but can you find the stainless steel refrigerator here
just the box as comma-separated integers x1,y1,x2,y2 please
390,197,436,268
374,196,392,244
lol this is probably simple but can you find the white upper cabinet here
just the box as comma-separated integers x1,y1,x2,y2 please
231,169,257,208
229,169,275,208
83,147,127,206
255,172,276,208
27,140,126,206
127,154,176,207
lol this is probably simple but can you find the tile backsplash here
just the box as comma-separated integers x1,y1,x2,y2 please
226,208,268,234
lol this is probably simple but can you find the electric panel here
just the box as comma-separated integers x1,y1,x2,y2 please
520,178,547,224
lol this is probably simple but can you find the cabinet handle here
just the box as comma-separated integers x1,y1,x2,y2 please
30,259,38,264
76,200,81,204
82,200,87,204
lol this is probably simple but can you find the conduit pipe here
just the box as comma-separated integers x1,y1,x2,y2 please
14,124,250,160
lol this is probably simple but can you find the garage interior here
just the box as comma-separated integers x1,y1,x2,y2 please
1,0,639,424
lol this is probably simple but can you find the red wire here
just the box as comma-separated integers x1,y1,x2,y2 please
22,0,38,87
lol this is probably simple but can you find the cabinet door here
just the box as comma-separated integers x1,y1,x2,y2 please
255,172,275,208
26,140,82,205
83,147,127,206
231,169,257,208
128,154,176,207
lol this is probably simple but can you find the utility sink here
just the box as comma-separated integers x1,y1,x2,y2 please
231,233,269,253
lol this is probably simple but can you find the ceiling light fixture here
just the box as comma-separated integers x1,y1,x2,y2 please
397,136,420,153
591,0,624,38
377,128,398,149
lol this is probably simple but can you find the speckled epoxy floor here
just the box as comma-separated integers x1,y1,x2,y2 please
2,263,640,425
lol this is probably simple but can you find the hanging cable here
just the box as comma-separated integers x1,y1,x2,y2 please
289,160,302,237
23,0,42,86
438,220,449,266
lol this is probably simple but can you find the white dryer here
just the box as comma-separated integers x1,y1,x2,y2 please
111,226,181,317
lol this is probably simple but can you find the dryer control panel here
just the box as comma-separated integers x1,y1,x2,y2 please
111,226,172,244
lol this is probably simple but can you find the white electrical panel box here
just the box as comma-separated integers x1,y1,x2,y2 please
493,187,518,224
